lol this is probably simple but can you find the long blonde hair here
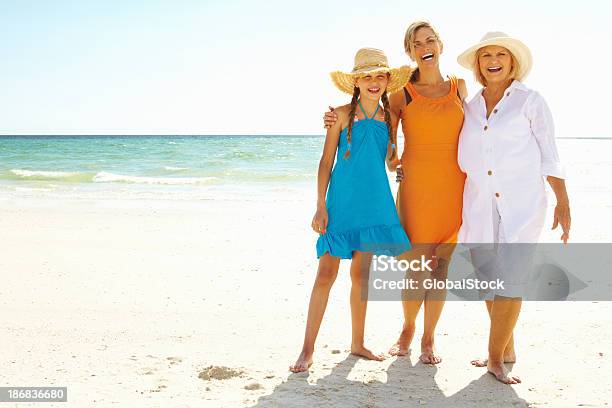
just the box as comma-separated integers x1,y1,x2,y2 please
403,21,443,83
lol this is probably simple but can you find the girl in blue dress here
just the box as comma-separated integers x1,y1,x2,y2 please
290,48,412,372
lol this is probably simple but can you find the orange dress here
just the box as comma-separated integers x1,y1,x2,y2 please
397,76,466,261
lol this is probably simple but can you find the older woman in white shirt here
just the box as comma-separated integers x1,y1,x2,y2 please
457,32,571,384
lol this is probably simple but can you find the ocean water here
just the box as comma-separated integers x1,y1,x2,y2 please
0,135,609,202
0,135,322,202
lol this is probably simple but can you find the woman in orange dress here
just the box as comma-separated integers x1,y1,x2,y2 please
324,21,467,364
386,21,467,364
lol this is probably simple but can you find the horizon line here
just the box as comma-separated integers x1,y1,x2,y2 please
0,135,610,140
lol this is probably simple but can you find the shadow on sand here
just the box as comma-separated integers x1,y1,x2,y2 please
252,353,527,408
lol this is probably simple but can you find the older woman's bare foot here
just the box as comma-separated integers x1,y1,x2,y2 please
419,338,442,364
487,360,521,384
351,344,386,361
389,324,415,356
471,350,516,367
289,350,313,373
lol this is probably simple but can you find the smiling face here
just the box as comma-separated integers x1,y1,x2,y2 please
407,26,443,68
354,72,389,102
477,45,516,86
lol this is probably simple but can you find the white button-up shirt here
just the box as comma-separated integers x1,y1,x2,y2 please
457,80,566,243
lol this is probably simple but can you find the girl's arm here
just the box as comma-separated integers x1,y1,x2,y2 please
312,106,347,234
386,109,401,172
387,91,404,173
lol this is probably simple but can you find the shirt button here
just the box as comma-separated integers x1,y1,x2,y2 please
487,170,493,176
484,125,488,131
495,192,501,198
506,92,510,96
493,109,498,114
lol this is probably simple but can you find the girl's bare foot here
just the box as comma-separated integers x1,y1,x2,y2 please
487,360,521,384
389,324,415,356
419,338,442,364
471,350,516,367
289,350,313,373
351,344,385,361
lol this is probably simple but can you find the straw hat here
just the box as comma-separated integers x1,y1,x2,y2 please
330,48,413,95
457,31,533,81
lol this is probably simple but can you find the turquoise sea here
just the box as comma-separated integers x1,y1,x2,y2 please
0,135,323,202
0,135,610,202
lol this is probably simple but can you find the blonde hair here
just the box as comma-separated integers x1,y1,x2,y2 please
472,47,520,86
403,21,443,82
403,21,443,56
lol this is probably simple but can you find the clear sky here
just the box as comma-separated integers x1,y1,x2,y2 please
1,0,610,137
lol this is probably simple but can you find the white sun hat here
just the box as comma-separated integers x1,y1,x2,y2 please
457,31,533,81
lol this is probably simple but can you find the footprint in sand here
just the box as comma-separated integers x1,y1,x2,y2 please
138,356,182,376
167,356,183,366
150,384,168,393
244,382,263,391
149,377,169,393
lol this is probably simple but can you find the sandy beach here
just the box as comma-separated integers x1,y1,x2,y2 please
2,0,611,405
1,177,611,407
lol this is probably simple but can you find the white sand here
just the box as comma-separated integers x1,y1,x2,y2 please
0,187,611,407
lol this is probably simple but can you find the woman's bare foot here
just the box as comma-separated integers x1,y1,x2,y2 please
289,350,313,373
351,344,386,361
419,338,442,364
471,350,516,367
487,360,521,384
389,324,415,356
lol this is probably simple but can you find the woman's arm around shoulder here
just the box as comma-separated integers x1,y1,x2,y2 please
457,78,468,101
388,90,405,117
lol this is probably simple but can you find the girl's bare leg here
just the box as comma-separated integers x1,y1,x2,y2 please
290,254,340,372
350,251,385,361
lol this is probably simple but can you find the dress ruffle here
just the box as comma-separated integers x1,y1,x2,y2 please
316,224,411,259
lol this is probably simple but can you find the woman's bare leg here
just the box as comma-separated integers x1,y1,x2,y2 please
471,300,516,366
486,296,522,384
389,299,422,356
388,247,431,356
350,251,385,361
290,254,340,372
420,257,449,364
